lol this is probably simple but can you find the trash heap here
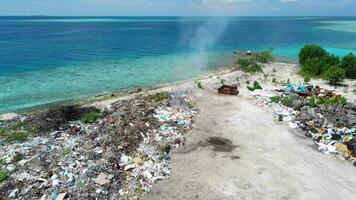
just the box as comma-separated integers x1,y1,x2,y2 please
251,84,356,164
0,92,197,199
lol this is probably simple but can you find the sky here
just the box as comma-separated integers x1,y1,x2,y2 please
0,0,356,16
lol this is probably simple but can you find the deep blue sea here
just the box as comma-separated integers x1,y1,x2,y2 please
1,16,356,113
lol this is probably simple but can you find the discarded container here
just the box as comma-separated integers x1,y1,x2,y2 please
278,114,283,122
218,85,239,95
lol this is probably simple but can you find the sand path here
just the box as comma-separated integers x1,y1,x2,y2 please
144,86,356,200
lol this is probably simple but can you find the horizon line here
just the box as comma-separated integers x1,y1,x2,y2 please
1,15,356,17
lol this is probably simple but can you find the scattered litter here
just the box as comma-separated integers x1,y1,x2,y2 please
0,92,197,199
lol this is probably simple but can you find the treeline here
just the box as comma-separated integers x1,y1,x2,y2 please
299,45,356,85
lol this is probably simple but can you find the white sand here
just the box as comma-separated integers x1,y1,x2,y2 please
140,62,356,200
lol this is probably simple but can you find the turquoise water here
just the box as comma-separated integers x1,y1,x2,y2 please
1,17,356,113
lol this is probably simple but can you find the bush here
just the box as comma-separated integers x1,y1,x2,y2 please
6,132,28,142
323,67,345,86
281,96,293,107
303,74,311,84
237,58,252,68
270,96,281,103
300,54,339,77
247,81,262,91
80,111,100,123
0,170,9,182
148,92,170,102
325,96,348,105
299,45,327,66
237,58,263,74
196,81,203,89
307,96,324,107
340,53,356,79
256,51,272,63
12,153,24,162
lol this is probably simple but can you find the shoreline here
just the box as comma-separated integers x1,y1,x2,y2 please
0,57,245,116
1,61,356,199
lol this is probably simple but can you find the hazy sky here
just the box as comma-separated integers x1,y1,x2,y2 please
0,0,356,16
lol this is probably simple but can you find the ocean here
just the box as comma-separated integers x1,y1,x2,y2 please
1,16,356,113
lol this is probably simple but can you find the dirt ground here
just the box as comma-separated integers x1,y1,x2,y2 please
143,63,356,200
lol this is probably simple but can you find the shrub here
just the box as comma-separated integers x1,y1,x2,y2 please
253,81,262,90
196,81,203,89
148,92,170,102
300,54,339,77
270,96,281,103
80,111,100,123
323,67,345,86
0,170,9,182
281,96,293,107
12,153,24,162
303,74,311,84
326,96,348,105
63,148,71,156
6,132,28,142
340,53,356,79
247,81,263,91
272,78,277,84
237,59,263,74
256,51,272,63
299,45,327,66
307,96,324,107
237,58,253,68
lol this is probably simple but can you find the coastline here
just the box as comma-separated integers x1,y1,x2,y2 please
0,57,242,116
1,60,356,199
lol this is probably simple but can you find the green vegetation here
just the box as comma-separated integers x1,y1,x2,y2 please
0,159,5,166
303,74,311,84
340,53,356,79
80,111,100,123
237,58,263,74
256,49,273,63
281,96,294,107
270,96,281,103
188,101,197,109
159,143,171,154
196,81,203,89
272,78,277,84
307,95,347,107
12,153,24,162
1,121,33,135
325,96,348,106
298,45,356,86
299,45,327,66
147,92,170,102
323,67,346,86
0,127,6,135
247,81,263,91
307,96,324,107
6,132,28,142
63,147,71,156
0,170,9,182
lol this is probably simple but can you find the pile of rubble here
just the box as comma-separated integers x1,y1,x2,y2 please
251,85,356,164
0,92,197,199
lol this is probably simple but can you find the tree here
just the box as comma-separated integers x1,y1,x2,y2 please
300,54,339,77
299,45,327,66
323,67,345,86
340,53,356,79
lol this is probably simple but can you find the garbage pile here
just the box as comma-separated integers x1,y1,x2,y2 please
251,84,356,164
0,92,197,199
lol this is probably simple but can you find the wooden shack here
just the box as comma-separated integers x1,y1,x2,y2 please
218,85,239,95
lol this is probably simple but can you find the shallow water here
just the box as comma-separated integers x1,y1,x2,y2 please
1,16,356,113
